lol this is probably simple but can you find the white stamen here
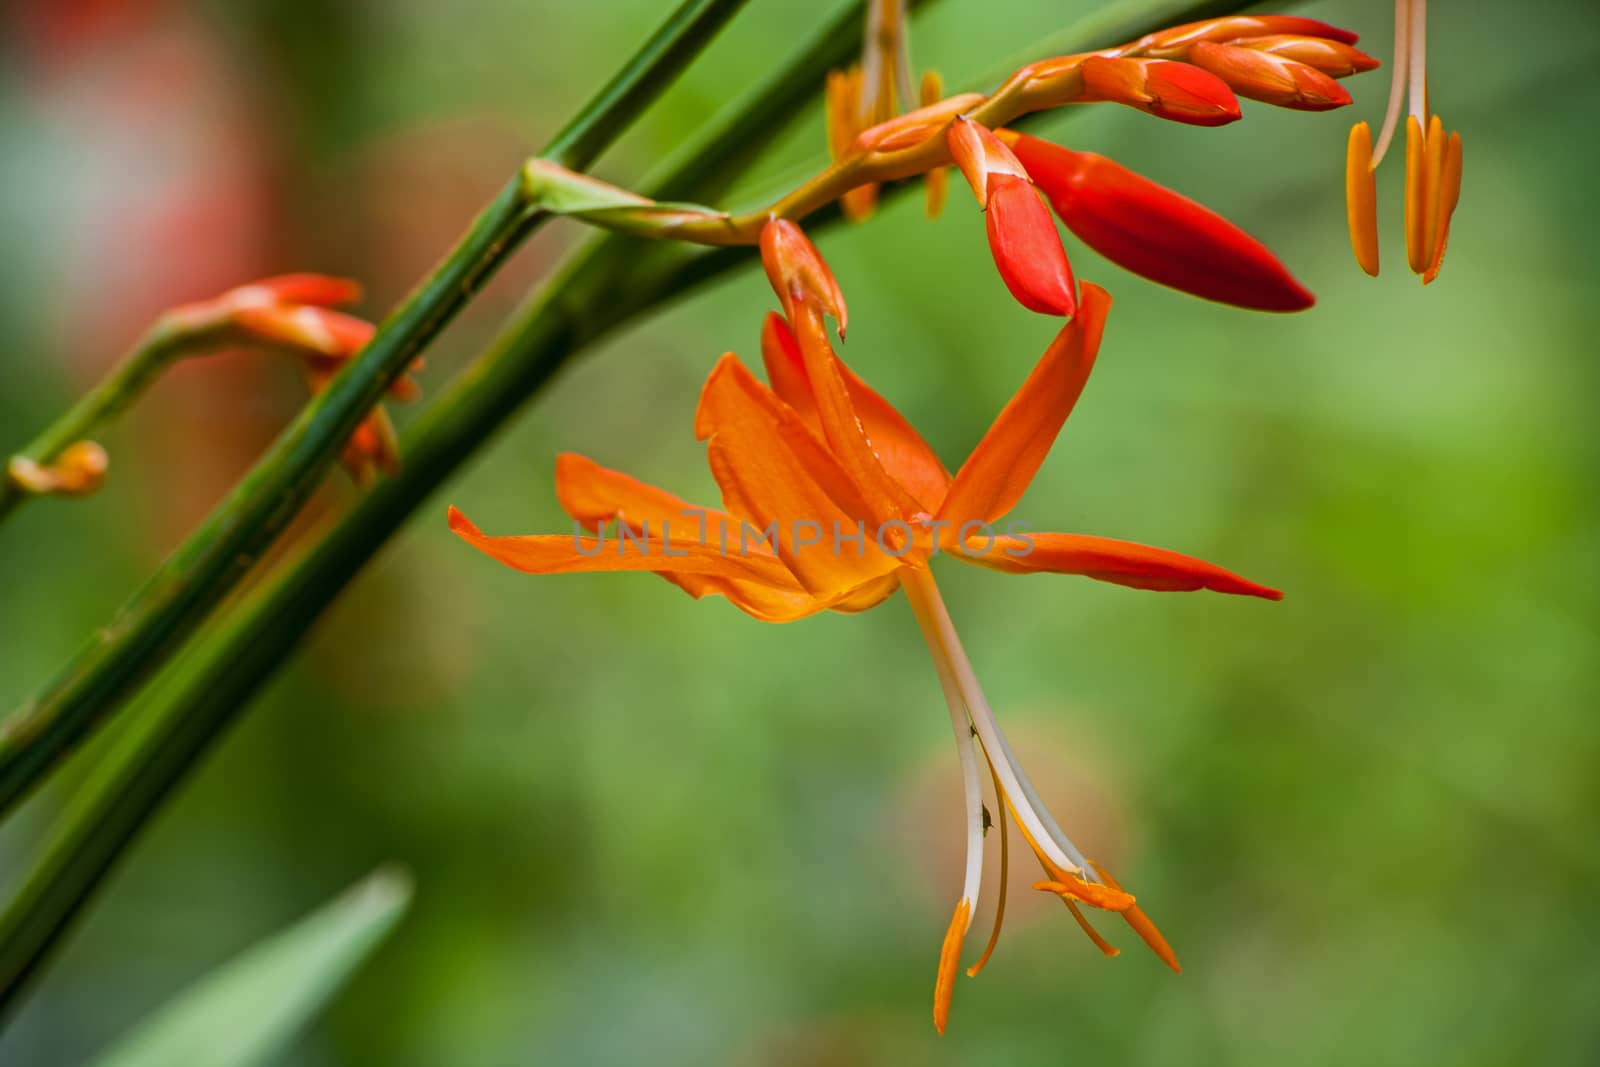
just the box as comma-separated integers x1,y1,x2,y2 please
910,575,985,915
1407,0,1428,124
903,568,1092,880
1370,0,1411,167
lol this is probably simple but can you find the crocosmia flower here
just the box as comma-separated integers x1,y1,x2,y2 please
170,274,418,483
449,221,1281,1031
1345,0,1462,281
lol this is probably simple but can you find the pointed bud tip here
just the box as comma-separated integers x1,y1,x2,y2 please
758,218,848,331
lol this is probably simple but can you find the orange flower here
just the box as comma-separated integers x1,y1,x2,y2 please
170,273,419,482
449,221,1282,1031
1346,0,1462,281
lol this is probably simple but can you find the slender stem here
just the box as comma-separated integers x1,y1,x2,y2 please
529,0,1297,247
0,318,191,522
0,0,935,1014
0,0,1253,1015
0,0,750,818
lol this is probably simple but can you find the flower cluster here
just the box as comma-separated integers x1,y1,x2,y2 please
21,1,1460,1035
441,2,1466,1035
451,219,1280,1029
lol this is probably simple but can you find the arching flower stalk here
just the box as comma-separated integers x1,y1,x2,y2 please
1,274,415,509
520,15,1370,316
448,220,1282,1031
1345,0,1462,281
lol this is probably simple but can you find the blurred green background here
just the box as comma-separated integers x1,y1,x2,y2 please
1,0,1597,1063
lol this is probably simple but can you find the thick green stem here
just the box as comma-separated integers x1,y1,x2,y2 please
0,0,750,818
0,0,1247,1014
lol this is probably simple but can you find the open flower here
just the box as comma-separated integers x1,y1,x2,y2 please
449,221,1281,1031
1345,0,1462,281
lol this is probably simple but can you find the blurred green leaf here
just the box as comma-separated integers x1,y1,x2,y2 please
85,868,412,1067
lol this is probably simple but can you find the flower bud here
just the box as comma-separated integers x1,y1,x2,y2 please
1008,133,1314,312
1080,57,1241,127
947,117,1077,317
759,219,848,336
1188,41,1351,111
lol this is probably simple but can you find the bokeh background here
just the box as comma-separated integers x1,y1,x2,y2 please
1,0,1597,1063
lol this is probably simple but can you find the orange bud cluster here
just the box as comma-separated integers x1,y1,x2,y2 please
172,274,415,483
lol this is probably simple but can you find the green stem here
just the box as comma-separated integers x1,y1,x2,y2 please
0,319,191,521
0,0,750,818
0,0,1245,1013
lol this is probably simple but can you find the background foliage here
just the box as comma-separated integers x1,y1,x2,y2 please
1,0,1596,1063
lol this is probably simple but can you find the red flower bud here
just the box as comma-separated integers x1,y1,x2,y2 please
1080,57,1241,127
985,175,1078,317
1141,16,1359,58
947,117,1077,317
1008,133,1313,312
1188,42,1351,111
1231,35,1380,78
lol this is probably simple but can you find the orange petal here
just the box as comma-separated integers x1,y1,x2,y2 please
1346,121,1380,277
696,352,876,524
696,354,901,596
758,311,818,425
447,505,799,586
554,451,829,621
790,303,926,523
759,219,847,336
958,531,1282,600
761,312,951,512
935,283,1110,526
